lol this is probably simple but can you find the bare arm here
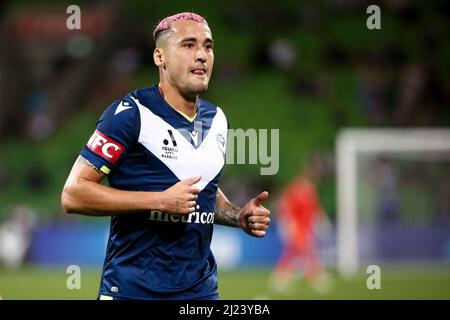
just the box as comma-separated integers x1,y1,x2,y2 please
214,188,271,237
61,155,200,216
214,188,241,227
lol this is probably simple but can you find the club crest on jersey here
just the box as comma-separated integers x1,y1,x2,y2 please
86,130,124,164
216,134,226,158
189,130,199,146
162,129,178,160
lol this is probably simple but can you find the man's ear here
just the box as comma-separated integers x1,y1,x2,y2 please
153,47,165,68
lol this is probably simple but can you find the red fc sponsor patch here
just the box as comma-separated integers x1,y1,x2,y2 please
86,130,124,164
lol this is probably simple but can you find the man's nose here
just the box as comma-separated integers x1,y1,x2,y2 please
195,47,207,63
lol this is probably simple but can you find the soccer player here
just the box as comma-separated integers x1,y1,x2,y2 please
61,12,271,300
269,156,332,294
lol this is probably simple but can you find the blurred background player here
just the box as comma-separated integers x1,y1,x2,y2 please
0,205,37,269
270,154,333,294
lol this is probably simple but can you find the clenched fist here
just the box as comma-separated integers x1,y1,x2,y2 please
160,176,201,214
238,191,271,237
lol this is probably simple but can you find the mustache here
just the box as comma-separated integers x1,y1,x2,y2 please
190,65,208,72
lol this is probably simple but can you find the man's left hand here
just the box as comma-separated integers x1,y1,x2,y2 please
238,191,271,237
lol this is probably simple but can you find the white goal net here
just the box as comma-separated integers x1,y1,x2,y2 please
336,129,450,277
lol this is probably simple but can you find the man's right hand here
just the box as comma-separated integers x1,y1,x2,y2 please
159,176,202,214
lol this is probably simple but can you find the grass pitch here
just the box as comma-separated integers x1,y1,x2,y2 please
0,265,449,300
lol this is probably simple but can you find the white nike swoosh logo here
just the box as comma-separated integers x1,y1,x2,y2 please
115,101,133,115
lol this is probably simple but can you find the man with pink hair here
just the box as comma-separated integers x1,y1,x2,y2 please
153,12,208,40
62,12,271,300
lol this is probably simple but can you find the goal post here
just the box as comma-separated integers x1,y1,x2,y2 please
336,129,450,277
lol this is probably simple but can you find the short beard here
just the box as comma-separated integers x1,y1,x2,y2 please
179,82,209,101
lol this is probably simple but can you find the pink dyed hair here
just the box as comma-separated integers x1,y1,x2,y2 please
153,12,209,42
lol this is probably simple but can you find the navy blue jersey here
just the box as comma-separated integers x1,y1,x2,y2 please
80,85,228,300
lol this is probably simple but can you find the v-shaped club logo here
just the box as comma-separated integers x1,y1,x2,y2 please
216,133,226,158
161,129,178,160
189,130,199,146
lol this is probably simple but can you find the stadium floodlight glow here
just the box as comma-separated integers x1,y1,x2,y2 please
336,128,450,278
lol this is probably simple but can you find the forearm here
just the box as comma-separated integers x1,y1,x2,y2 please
61,156,163,216
214,188,271,237
62,180,163,216
214,188,241,227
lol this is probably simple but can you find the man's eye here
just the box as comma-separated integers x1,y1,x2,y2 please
206,45,213,50
184,43,194,48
